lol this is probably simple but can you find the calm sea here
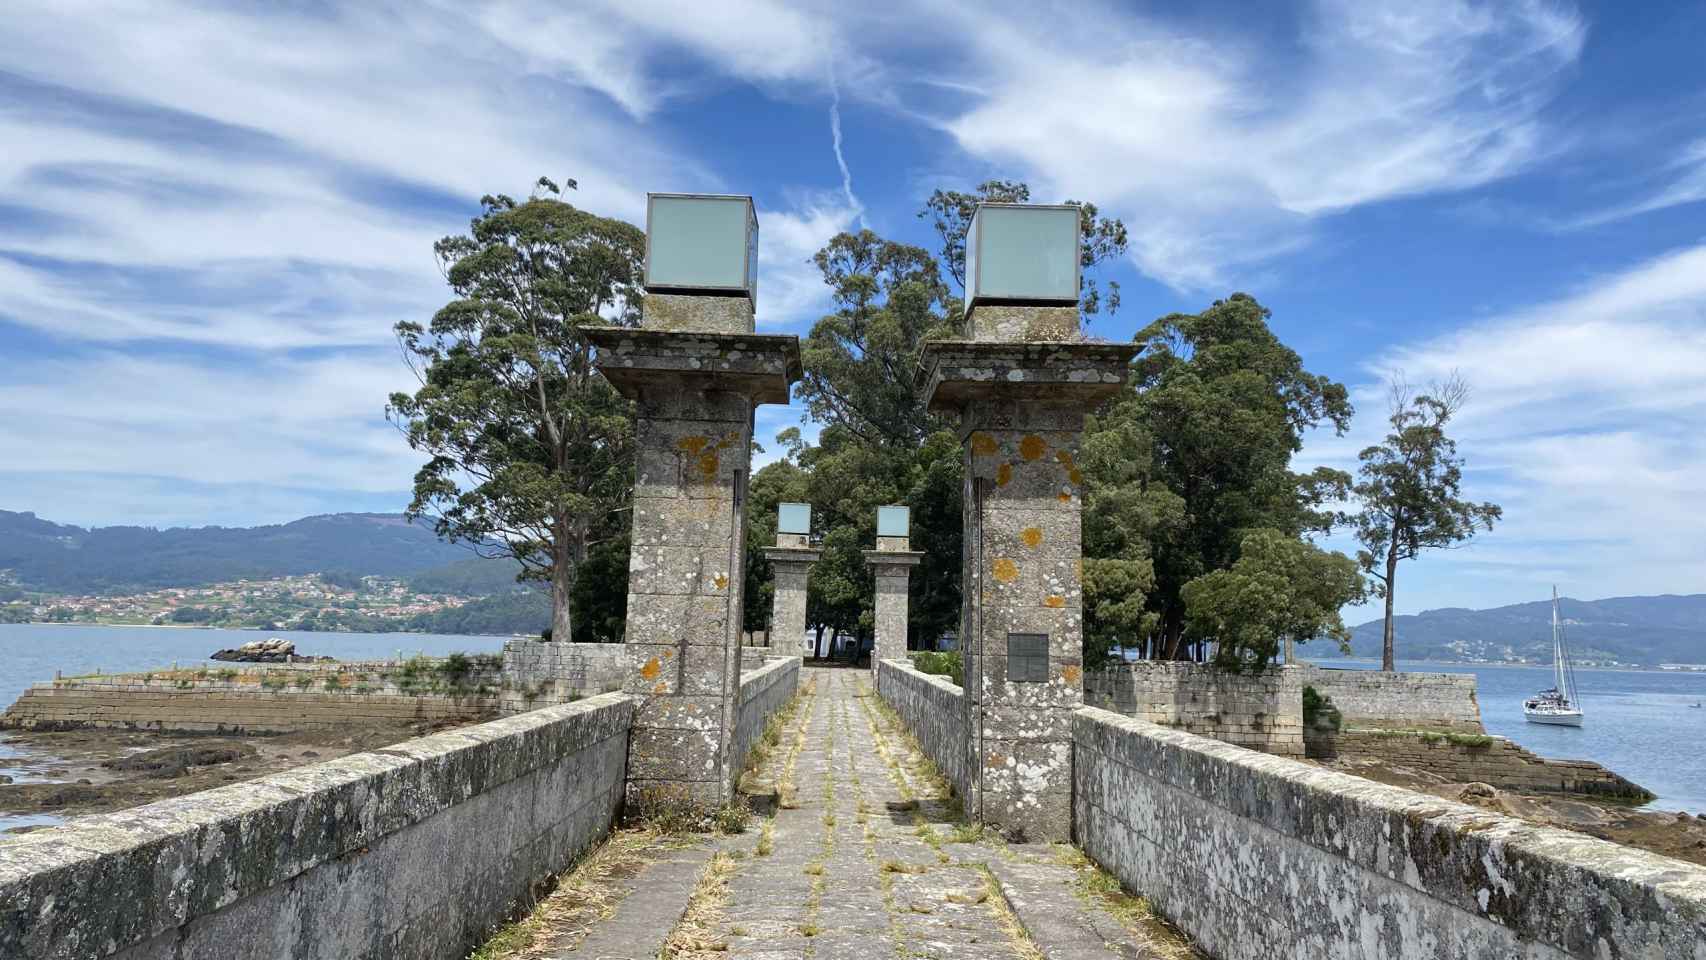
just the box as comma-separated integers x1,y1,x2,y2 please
1318,659,1706,814
0,624,509,709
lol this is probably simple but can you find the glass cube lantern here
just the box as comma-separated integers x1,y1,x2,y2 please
644,193,758,299
877,505,910,538
963,203,1080,312
777,502,812,536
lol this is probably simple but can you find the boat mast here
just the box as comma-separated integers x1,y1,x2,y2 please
1552,586,1566,695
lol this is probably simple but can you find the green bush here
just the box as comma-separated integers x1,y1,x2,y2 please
1301,686,1342,731
911,651,964,687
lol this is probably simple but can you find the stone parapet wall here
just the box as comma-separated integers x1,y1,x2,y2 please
0,693,635,960
1073,706,1706,960
2,661,498,734
875,659,969,801
499,640,627,714
1084,661,1305,757
729,657,800,791
1301,666,1482,732
1310,728,1652,800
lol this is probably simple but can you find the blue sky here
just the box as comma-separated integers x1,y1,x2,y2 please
2,0,1704,617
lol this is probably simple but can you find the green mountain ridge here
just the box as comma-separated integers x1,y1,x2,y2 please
0,509,495,595
1329,594,1706,666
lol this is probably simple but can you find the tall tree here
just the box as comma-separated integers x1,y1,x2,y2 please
388,178,643,642
1182,529,1365,671
1350,374,1502,671
1121,293,1354,660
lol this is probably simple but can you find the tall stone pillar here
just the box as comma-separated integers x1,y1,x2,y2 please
589,193,800,809
763,502,819,658
920,203,1136,842
865,504,922,670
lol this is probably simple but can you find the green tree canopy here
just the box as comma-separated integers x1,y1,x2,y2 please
1112,293,1355,659
387,178,643,641
1182,528,1365,671
1350,374,1502,670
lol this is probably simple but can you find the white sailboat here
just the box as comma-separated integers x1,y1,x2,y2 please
1525,586,1583,726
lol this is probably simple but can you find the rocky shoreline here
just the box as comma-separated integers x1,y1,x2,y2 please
208,637,333,664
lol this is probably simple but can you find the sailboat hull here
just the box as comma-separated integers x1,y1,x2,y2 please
1524,709,1583,727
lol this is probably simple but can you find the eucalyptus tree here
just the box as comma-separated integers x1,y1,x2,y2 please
387,178,643,642
1350,374,1502,670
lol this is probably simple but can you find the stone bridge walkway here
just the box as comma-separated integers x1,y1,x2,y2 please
512,666,1193,960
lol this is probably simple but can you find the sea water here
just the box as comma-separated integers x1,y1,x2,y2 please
1318,659,1706,814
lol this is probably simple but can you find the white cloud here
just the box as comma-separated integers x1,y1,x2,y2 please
1565,137,1706,228
931,0,1585,290
1305,243,1706,613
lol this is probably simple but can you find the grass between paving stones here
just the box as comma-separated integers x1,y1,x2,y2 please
466,827,694,960
660,850,738,959
1054,846,1203,960
975,864,1048,960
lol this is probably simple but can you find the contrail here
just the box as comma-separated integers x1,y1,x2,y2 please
827,64,865,227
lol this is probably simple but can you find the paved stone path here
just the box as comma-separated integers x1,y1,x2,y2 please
554,666,1190,960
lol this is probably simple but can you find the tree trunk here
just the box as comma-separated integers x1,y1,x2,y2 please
550,516,576,643
1381,537,1400,671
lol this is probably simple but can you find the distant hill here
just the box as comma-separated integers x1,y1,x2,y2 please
1325,594,1706,666
0,510,490,594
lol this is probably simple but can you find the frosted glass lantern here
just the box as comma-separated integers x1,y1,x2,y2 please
645,193,758,298
964,203,1080,312
877,505,910,538
777,502,811,535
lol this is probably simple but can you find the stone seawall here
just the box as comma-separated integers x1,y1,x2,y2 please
0,692,635,960
2,661,498,734
730,657,800,791
1084,661,1304,757
875,659,969,801
499,640,627,714
1073,706,1706,960
1310,727,1652,801
1302,666,1482,732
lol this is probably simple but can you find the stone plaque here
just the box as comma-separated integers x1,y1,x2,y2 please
1007,633,1050,683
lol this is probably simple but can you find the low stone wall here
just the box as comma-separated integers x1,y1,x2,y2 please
1074,706,1706,960
730,657,801,790
1310,728,1652,801
0,692,635,960
875,659,969,800
2,661,498,734
1084,661,1304,757
499,640,627,714
1301,666,1482,732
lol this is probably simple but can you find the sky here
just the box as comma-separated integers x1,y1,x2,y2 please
2,0,1704,618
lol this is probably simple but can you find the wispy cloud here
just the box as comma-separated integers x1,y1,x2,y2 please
1305,242,1706,612
927,0,1586,290
1562,137,1706,228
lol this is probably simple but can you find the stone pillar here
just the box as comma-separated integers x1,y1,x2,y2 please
763,506,820,660
865,505,922,671
919,205,1136,842
588,193,800,809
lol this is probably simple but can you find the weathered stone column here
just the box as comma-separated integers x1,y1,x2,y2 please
588,193,800,809
865,504,922,671
920,203,1136,842
763,502,820,658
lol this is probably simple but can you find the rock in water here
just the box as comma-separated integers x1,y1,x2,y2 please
209,637,323,663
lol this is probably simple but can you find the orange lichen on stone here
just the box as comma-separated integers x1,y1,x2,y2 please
1056,450,1083,484
714,574,729,590
697,452,720,479
1057,491,1072,503
677,435,710,455
1019,527,1043,548
1019,435,1047,460
640,657,662,680
653,681,668,694
1063,665,1082,683
970,432,999,456
663,649,675,659
992,558,1019,583
1044,594,1065,608
995,463,1012,486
